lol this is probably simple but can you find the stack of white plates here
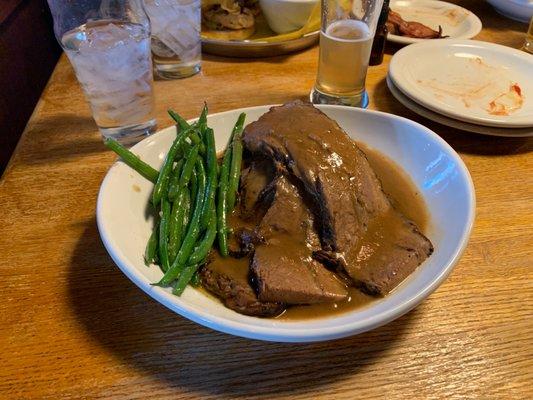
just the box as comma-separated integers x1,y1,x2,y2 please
387,40,533,137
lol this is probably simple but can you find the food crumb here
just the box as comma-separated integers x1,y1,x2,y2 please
132,184,141,192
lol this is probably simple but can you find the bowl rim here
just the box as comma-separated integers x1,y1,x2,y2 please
97,104,476,342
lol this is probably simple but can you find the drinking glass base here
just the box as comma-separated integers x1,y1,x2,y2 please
154,62,201,80
310,88,369,108
100,119,157,147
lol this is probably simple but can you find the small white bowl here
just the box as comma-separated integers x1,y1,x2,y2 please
260,0,319,34
97,105,475,343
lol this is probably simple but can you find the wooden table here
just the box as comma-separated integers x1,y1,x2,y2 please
1,1,531,398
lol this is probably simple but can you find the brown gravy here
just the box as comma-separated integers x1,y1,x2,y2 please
204,146,430,320
361,143,429,231
278,145,430,320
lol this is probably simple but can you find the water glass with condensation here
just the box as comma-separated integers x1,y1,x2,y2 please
143,0,201,79
47,0,156,145
312,0,384,108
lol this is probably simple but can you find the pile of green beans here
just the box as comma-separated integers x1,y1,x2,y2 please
104,106,245,296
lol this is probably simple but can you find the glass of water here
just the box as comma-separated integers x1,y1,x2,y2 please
143,0,201,79
311,0,384,108
47,0,156,145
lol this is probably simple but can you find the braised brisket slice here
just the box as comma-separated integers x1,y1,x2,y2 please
239,159,277,221
200,255,285,317
243,101,433,295
227,159,276,258
252,176,348,304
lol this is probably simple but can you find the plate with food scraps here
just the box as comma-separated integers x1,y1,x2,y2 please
386,74,533,137
389,40,533,128
201,2,319,57
387,0,482,44
97,102,474,342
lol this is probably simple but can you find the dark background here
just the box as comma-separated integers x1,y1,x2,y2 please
0,0,61,175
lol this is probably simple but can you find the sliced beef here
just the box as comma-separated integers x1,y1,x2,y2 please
243,101,433,295
228,227,264,258
227,159,276,258
200,255,284,317
239,159,277,221
251,176,348,304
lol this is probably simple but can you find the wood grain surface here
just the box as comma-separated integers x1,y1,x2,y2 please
1,1,532,398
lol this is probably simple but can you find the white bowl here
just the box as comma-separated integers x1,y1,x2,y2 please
486,0,533,23
97,105,475,343
259,0,319,34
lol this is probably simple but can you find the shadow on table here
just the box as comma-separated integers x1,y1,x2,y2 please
68,220,417,398
15,114,105,165
372,78,533,156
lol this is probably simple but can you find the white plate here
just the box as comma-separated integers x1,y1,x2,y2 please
486,0,533,23
387,0,482,45
386,75,533,137
97,105,475,343
389,40,533,128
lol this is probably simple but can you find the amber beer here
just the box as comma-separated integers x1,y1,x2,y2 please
315,20,373,97
311,0,384,107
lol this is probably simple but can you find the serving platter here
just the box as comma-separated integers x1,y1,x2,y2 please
201,13,319,57
387,0,482,45
202,30,319,58
97,105,475,342
389,40,533,128
386,75,533,137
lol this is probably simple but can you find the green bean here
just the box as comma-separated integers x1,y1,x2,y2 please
189,206,217,265
158,199,171,272
227,113,245,210
167,109,190,131
171,185,215,296
189,169,198,209
216,116,245,256
190,271,201,287
144,220,159,266
173,263,201,296
158,160,207,285
200,127,218,229
181,189,191,237
217,144,231,257
179,144,199,188
152,125,194,206
169,105,207,131
167,160,184,202
226,138,242,210
104,138,158,183
193,137,206,155
168,110,205,154
198,103,208,131
168,187,190,263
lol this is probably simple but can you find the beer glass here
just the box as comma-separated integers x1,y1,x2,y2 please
312,0,385,108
